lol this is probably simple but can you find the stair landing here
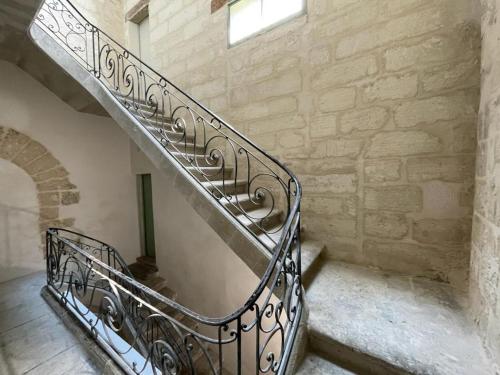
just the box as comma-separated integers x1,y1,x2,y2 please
306,262,494,375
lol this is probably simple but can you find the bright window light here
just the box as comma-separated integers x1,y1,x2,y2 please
229,0,305,45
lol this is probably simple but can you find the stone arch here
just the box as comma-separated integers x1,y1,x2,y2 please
0,126,80,246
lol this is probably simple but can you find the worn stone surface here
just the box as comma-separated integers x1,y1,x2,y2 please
0,273,109,375
307,262,494,375
470,0,500,368
296,353,355,375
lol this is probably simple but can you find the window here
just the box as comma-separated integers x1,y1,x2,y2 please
228,0,305,45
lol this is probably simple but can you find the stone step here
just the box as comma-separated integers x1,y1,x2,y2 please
141,276,168,292
300,240,324,283
185,166,233,181
170,152,221,168
306,261,494,375
296,353,356,374
235,207,282,232
128,262,159,281
202,179,248,196
221,193,265,214
136,256,157,268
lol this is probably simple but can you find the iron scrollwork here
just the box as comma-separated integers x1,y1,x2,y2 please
35,0,303,373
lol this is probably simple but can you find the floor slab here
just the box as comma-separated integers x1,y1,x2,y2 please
0,272,106,375
307,262,495,375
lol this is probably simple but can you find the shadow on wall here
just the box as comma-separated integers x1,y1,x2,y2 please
0,160,41,283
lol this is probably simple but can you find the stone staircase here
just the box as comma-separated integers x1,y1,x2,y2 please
296,261,496,375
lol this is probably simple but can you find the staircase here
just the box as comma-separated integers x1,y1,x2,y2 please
29,0,311,374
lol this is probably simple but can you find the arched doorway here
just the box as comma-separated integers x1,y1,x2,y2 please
0,126,80,282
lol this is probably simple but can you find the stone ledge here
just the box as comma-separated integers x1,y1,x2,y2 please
306,262,495,375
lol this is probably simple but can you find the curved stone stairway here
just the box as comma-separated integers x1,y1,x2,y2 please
15,0,498,373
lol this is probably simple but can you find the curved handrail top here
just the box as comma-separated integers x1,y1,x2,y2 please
39,0,302,327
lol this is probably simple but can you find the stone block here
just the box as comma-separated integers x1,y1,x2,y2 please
366,131,442,158
363,240,467,284
312,55,377,89
231,97,297,121
231,71,302,107
32,167,69,183
422,59,480,93
278,131,305,148
384,35,461,72
318,87,356,113
37,178,77,192
11,141,47,169
310,114,337,138
365,186,423,212
336,7,443,58
340,107,389,134
0,129,30,160
413,218,471,245
364,73,418,102
301,173,357,194
309,46,330,66
302,195,357,218
364,159,402,183
407,156,475,182
326,139,364,158
39,207,59,221
364,211,409,239
38,192,60,207
61,191,80,206
24,153,60,176
394,94,477,128
247,114,306,136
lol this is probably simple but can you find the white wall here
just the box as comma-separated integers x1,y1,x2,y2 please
0,160,41,282
130,144,277,373
0,60,141,271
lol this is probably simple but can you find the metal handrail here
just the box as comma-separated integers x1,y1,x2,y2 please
33,0,303,372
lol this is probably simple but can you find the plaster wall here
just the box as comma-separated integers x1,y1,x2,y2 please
121,0,482,287
130,144,277,373
470,0,500,367
0,60,141,278
0,160,40,282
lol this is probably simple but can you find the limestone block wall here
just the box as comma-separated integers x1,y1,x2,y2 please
72,0,125,44
470,0,500,367
120,0,481,287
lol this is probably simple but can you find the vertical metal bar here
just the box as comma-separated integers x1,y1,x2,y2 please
237,318,242,375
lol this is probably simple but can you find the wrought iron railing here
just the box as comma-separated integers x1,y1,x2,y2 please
33,0,300,251
33,0,304,374
47,223,302,374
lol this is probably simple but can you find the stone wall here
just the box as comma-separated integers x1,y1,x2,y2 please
121,0,481,287
470,0,500,367
72,0,125,44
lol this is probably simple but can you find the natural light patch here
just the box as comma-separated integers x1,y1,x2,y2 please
229,0,305,45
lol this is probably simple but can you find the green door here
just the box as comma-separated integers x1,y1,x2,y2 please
140,174,156,258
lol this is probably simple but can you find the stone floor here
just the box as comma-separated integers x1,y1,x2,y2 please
0,272,101,374
306,262,495,375
296,353,355,374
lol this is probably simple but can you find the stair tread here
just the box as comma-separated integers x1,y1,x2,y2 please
300,240,324,277
307,261,494,375
296,353,355,375
235,207,281,227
